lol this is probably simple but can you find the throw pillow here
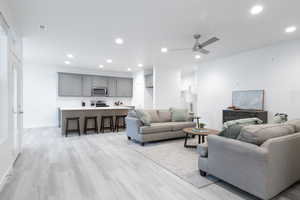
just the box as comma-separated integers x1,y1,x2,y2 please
271,115,288,124
135,110,151,126
237,124,296,146
145,109,160,123
223,118,263,129
219,124,243,139
170,108,188,122
157,110,172,122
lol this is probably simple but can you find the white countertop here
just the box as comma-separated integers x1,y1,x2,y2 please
59,106,133,111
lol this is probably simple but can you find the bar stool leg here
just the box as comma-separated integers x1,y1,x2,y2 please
111,117,114,132
77,119,81,136
65,119,69,137
95,118,99,134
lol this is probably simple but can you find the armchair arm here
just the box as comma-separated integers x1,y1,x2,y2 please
207,135,269,199
125,117,143,140
261,132,300,198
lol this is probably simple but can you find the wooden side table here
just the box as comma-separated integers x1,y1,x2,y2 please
183,128,219,148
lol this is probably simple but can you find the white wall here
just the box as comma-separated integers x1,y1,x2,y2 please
132,70,145,109
196,39,300,129
132,69,153,109
0,0,22,187
153,65,181,109
23,64,133,128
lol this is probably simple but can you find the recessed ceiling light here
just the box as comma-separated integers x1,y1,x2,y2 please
138,63,143,67
128,68,132,71
115,38,124,45
64,61,71,65
161,47,168,53
99,65,104,69
250,5,264,15
195,55,201,59
285,26,297,33
106,59,112,63
66,54,74,58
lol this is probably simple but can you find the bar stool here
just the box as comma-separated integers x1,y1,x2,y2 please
84,116,98,134
65,117,80,137
100,116,114,133
115,115,127,132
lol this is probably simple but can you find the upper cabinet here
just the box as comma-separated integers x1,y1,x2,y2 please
92,76,108,88
82,75,93,97
145,74,153,88
116,78,133,97
58,73,133,97
58,73,83,97
107,78,117,97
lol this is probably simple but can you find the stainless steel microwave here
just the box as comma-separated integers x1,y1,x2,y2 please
92,87,108,96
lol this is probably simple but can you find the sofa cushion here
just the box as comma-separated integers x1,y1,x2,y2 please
135,109,151,126
237,124,296,146
285,119,300,132
158,110,172,122
171,121,196,131
170,108,189,122
219,124,243,139
223,118,263,129
140,122,173,134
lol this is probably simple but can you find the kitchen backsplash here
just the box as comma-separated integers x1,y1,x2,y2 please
57,97,133,108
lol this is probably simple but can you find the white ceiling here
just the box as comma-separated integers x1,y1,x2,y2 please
9,0,300,72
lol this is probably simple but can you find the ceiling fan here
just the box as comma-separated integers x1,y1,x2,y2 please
167,34,220,55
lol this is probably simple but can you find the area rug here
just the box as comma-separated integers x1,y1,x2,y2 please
116,134,219,188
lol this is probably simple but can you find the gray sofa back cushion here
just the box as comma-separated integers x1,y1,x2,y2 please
237,124,296,146
285,119,300,132
157,110,172,122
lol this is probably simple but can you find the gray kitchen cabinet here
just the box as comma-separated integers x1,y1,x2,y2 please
58,73,133,97
58,73,82,96
108,78,117,97
82,75,93,97
145,74,153,88
92,76,108,88
116,78,133,97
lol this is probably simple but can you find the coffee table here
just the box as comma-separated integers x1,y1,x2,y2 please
183,127,219,148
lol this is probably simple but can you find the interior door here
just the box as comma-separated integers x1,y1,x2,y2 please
12,57,23,157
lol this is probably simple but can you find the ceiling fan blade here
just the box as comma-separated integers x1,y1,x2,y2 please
199,37,219,48
169,48,192,52
197,48,210,54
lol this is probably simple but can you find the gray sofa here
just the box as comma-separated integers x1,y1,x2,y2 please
198,121,300,200
126,109,196,145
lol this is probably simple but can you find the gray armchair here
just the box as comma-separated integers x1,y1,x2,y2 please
198,133,300,199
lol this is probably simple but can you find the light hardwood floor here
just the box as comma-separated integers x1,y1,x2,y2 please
0,128,299,200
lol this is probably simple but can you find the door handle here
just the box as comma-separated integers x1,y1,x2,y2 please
19,111,24,114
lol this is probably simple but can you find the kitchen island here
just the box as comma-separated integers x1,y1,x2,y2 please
59,106,133,135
